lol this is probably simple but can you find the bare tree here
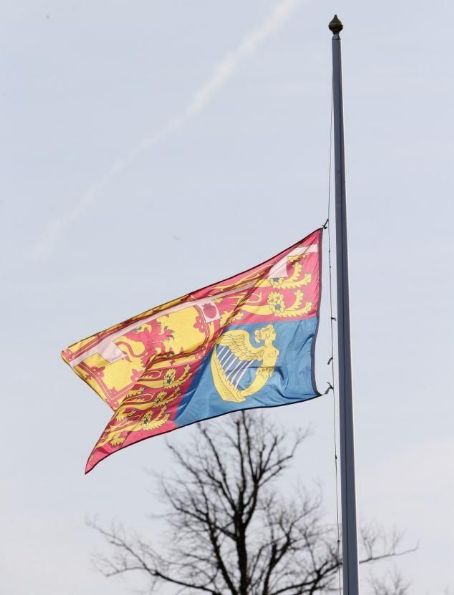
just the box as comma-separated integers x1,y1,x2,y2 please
369,569,410,595
92,411,413,594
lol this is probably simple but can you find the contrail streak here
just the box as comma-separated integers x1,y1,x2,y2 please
31,0,301,260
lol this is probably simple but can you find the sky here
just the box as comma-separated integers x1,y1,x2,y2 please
1,0,453,593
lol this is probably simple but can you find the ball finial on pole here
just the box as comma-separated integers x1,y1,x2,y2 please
329,14,343,35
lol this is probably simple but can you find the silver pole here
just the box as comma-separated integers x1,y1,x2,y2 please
329,15,359,594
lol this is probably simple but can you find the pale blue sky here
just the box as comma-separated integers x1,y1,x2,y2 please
1,1,453,593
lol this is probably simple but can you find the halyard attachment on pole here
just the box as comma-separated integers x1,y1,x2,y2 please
329,14,360,595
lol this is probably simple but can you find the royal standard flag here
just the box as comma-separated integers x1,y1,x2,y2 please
62,229,322,472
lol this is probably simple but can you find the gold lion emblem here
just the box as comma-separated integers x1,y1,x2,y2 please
210,325,279,403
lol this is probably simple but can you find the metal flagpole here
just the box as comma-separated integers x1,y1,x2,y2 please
329,15,360,594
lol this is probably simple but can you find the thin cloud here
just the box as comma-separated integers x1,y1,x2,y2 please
31,0,302,260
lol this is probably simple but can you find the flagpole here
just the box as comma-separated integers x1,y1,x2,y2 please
329,15,360,594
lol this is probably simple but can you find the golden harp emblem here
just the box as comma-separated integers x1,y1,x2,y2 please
210,324,279,403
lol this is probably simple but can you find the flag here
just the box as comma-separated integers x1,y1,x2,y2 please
62,229,322,472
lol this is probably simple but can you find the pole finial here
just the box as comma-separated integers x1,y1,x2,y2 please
329,15,343,35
